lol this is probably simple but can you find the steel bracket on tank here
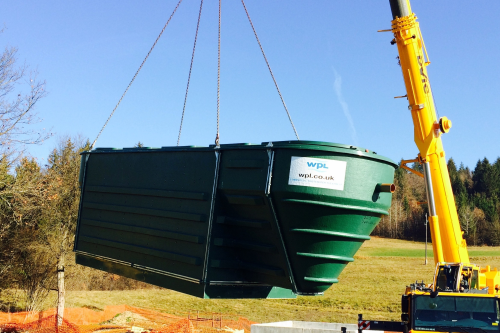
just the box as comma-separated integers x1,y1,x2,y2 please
202,149,221,284
73,152,90,252
264,146,299,294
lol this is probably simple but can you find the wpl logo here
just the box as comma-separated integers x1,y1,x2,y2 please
289,156,347,191
306,161,329,171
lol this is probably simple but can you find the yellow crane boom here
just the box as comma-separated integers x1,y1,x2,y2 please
389,0,469,265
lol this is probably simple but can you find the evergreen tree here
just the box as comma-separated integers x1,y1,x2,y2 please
411,162,423,173
448,158,458,185
484,159,500,199
473,158,490,194
40,138,90,323
394,161,407,200
458,163,474,194
474,193,499,223
448,158,468,208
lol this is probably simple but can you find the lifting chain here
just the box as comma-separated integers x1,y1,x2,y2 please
91,0,184,150
240,0,300,140
177,0,204,146
92,0,300,150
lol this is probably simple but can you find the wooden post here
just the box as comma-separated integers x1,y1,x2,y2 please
56,254,65,327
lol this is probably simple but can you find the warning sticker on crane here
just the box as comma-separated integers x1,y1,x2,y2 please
358,320,371,330
288,156,347,190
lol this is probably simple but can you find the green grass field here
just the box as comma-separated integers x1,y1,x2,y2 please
358,236,500,258
6,237,500,324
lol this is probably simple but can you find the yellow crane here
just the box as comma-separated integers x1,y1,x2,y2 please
381,0,500,332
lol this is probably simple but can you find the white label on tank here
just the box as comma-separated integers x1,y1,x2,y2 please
288,156,347,190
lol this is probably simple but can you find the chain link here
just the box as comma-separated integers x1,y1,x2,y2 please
240,0,299,140
215,0,221,147
92,0,299,149
177,0,204,146
91,0,184,150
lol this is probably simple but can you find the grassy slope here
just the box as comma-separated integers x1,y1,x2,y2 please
12,237,500,324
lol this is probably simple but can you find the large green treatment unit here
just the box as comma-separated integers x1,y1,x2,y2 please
74,140,397,298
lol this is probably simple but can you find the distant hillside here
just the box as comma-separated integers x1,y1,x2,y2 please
373,157,500,246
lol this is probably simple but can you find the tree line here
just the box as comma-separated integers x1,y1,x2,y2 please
0,42,151,315
373,157,500,246
0,139,155,314
1,38,499,315
1,142,497,311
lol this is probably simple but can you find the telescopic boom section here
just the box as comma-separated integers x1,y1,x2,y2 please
388,0,469,265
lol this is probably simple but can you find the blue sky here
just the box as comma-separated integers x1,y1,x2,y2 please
3,1,499,169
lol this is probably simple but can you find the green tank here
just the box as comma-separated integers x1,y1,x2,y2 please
74,141,397,298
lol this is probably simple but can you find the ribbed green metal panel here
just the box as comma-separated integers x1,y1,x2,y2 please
269,141,396,294
74,141,397,298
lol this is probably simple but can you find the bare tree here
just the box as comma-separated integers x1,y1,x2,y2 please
0,38,50,293
0,157,47,295
14,231,56,313
0,44,50,158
